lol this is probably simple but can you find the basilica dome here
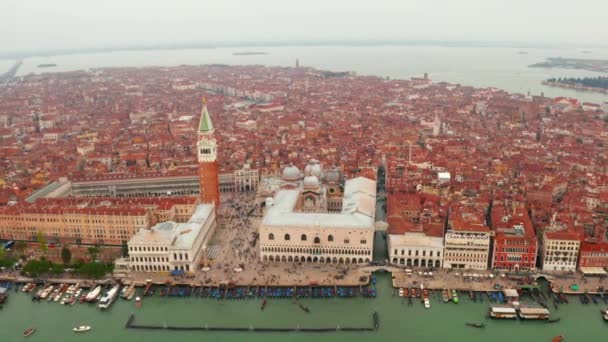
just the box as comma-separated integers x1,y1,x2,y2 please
303,175,320,189
281,164,301,181
304,159,324,179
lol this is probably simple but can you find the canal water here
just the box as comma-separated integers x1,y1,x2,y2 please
0,273,604,342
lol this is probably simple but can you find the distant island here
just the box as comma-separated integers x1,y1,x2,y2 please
37,63,57,68
543,76,608,94
232,52,268,56
529,57,608,73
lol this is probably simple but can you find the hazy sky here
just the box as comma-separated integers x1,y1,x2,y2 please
2,0,607,53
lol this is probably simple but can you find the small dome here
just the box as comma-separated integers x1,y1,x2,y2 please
303,175,320,189
326,167,342,184
282,164,301,181
304,159,324,179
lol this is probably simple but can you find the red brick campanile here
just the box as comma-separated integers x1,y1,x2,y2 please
197,98,220,207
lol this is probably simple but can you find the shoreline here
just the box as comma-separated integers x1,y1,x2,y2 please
3,267,607,295
542,80,608,94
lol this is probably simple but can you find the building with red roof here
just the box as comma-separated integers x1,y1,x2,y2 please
490,204,538,271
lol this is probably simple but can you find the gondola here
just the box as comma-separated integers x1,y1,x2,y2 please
298,303,310,313
465,322,485,328
546,318,561,324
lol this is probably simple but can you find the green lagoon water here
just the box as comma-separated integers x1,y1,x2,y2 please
0,273,605,342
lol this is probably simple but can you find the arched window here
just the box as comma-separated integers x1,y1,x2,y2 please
284,234,290,241
269,233,275,240
360,239,367,244
314,237,320,244
344,238,350,244
328,235,334,242
301,234,307,241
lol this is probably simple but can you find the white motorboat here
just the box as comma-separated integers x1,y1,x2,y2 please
424,298,431,309
73,325,91,333
98,285,120,309
84,286,102,302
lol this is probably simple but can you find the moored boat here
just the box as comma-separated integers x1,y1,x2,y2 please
123,284,136,300
98,284,120,309
518,307,550,320
452,289,459,304
84,286,102,303
442,289,450,303
489,306,517,319
601,308,608,321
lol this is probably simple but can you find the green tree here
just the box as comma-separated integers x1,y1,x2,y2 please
61,246,72,265
121,242,129,258
87,246,99,261
15,241,27,253
36,232,47,253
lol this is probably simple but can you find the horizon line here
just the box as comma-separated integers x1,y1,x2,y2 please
1,39,604,59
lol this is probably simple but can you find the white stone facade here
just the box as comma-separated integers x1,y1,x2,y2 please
259,174,376,265
442,230,491,270
389,232,443,268
540,233,580,272
126,204,216,273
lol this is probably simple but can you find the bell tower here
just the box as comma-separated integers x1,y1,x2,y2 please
197,98,220,207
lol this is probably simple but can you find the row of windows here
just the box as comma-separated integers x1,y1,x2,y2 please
261,246,370,256
263,255,370,264
130,246,168,252
131,264,191,272
132,256,169,263
268,233,366,244
500,247,531,253
393,249,441,257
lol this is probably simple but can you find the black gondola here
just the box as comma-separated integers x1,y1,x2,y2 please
373,311,379,330
465,322,485,328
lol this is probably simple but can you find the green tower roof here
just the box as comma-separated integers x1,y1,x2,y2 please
199,103,214,133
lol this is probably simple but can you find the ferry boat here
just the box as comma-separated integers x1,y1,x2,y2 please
98,285,120,309
452,289,459,304
442,289,450,303
489,306,517,319
84,286,102,302
518,307,550,320
601,308,608,321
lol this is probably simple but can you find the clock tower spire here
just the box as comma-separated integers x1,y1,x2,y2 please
197,97,220,207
